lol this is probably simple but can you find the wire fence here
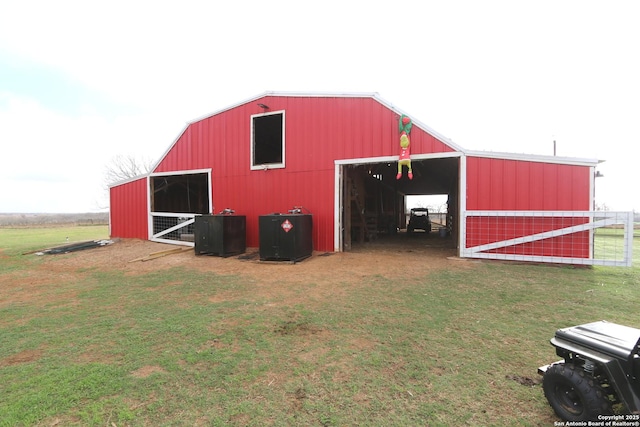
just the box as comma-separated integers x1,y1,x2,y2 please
151,213,195,244
462,211,635,267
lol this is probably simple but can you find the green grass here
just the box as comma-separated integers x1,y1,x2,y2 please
0,226,638,426
594,231,628,262
0,225,109,277
593,226,640,263
0,225,109,256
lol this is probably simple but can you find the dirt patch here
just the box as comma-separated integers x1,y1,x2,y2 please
506,374,542,387
290,386,308,411
0,348,43,366
42,233,461,272
274,319,325,336
3,234,476,311
131,365,167,378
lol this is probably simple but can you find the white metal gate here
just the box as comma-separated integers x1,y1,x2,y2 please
461,211,634,267
150,212,196,246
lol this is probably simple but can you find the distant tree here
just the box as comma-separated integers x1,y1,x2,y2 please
104,154,154,185
97,155,154,210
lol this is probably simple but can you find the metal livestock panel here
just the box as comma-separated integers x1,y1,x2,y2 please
462,211,634,266
109,177,148,239
465,212,590,258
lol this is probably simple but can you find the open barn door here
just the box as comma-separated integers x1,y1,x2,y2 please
335,154,462,251
149,170,212,246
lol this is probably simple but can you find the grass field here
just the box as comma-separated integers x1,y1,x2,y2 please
0,225,638,426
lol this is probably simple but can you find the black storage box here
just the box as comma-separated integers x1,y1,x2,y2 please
194,214,246,257
259,214,313,262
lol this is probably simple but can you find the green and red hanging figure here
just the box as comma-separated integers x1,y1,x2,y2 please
397,114,413,180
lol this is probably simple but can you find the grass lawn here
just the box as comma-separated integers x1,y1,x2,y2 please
0,225,638,426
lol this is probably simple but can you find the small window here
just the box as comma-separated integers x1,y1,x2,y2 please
251,111,285,169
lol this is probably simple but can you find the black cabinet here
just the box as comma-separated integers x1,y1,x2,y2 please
194,215,246,257
259,214,313,262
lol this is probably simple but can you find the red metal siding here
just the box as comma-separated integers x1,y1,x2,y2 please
465,156,592,258
109,177,148,239
156,96,454,174
466,157,591,211
152,96,455,252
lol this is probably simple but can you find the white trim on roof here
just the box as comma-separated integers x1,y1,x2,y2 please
334,151,462,166
465,149,600,167
370,93,465,153
223,92,467,153
149,168,212,177
189,91,381,123
149,124,189,173
108,173,149,189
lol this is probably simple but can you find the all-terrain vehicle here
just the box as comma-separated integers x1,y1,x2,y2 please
538,320,640,421
407,208,431,234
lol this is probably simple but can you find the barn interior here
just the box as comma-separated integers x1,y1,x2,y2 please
151,173,210,214
342,157,459,251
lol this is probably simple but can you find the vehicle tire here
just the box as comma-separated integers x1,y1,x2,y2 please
542,363,612,421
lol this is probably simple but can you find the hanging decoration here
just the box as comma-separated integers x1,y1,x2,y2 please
397,114,413,180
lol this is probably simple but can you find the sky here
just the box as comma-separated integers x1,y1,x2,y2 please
0,0,638,213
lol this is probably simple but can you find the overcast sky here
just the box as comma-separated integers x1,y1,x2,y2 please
1,0,638,213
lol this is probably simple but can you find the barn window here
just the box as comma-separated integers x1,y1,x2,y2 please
251,110,285,170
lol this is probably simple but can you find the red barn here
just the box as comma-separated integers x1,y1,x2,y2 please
109,92,632,266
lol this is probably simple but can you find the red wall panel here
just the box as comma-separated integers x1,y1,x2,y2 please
109,177,148,239
466,157,591,211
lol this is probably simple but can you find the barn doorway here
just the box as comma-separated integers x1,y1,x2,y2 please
406,194,449,232
338,155,460,252
149,170,211,245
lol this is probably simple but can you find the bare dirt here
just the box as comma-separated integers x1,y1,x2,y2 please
2,233,476,312
34,233,471,285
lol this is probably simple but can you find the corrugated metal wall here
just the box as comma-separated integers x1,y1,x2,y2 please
152,95,454,251
466,156,591,210
109,177,148,239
